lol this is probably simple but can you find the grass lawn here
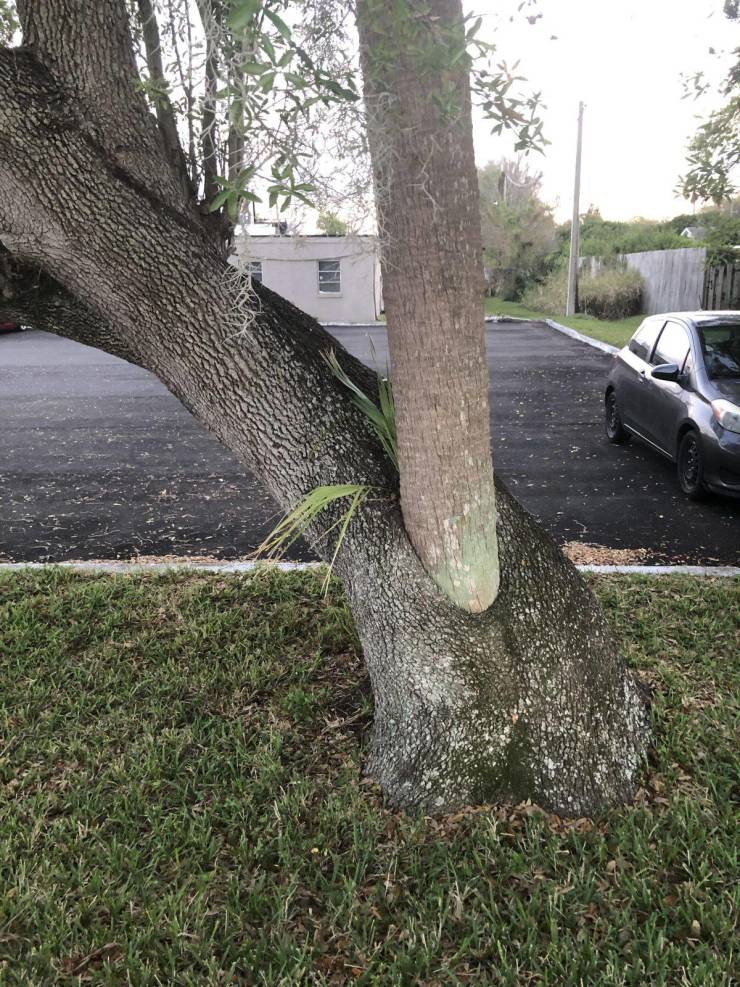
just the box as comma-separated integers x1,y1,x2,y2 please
1,569,737,985
485,298,643,349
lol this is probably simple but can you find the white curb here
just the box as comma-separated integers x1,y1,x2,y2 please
323,315,620,358
576,564,739,577
0,560,322,575
321,321,385,328
485,315,530,323
484,314,619,355
545,318,619,355
0,561,736,577
326,318,523,327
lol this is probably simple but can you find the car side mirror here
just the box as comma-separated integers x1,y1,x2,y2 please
651,363,680,382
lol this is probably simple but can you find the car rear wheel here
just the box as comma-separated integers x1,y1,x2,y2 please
605,391,630,444
677,430,707,500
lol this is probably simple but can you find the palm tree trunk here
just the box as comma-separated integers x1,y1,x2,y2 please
357,0,500,613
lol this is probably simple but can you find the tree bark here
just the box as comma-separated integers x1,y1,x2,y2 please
0,4,650,815
0,250,141,366
356,0,500,613
16,0,197,223
344,483,647,814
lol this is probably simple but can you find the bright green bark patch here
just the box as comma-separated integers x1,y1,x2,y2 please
0,569,737,984
431,501,500,612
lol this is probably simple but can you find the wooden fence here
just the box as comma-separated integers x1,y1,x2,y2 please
582,246,740,314
702,259,740,310
581,247,706,314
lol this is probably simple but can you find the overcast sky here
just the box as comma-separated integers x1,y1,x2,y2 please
469,0,737,222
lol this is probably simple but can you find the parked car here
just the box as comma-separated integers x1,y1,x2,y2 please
605,311,740,499
0,321,23,333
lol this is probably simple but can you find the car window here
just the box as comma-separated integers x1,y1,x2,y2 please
628,320,664,361
651,321,690,368
699,323,740,380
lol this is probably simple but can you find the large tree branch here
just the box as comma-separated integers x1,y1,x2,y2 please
136,0,195,201
0,246,142,365
0,45,391,511
197,0,224,208
16,0,197,221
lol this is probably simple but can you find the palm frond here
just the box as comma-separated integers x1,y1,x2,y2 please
254,483,371,592
323,349,398,472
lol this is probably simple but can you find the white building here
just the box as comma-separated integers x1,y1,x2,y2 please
233,234,382,323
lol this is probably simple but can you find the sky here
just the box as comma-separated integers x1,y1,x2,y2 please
469,0,738,222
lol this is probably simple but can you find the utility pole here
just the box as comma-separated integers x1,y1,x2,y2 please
566,102,585,317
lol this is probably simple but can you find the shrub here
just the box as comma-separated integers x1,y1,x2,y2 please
579,267,643,320
521,265,643,321
521,268,567,314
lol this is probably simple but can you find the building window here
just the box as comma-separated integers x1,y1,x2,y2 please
248,260,263,284
318,259,341,294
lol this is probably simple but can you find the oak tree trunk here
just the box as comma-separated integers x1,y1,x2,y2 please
0,0,649,814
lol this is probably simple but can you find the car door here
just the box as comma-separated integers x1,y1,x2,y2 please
640,320,692,455
617,318,665,430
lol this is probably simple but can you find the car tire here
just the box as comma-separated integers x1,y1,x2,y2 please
605,391,630,444
677,429,707,500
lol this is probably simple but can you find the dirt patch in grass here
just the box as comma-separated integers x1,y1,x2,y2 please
563,541,651,565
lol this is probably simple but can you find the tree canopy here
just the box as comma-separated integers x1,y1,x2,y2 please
679,0,740,203
478,157,556,298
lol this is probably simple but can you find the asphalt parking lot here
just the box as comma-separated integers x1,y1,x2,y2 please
1,323,738,564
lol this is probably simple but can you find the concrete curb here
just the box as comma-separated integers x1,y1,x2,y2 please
0,561,736,578
326,318,528,327
483,314,620,358
545,318,619,355
576,564,739,577
322,318,619,363
0,560,322,575
320,321,385,328
484,315,531,324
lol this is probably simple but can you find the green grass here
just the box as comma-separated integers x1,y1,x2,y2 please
485,298,643,348
1,569,737,985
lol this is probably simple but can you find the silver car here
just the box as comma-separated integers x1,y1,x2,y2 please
604,312,740,499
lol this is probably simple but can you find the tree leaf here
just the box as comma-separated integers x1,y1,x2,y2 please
264,8,291,40
260,35,276,64
242,61,269,76
226,194,241,222
284,72,307,90
208,189,230,212
228,0,261,34
322,78,358,102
